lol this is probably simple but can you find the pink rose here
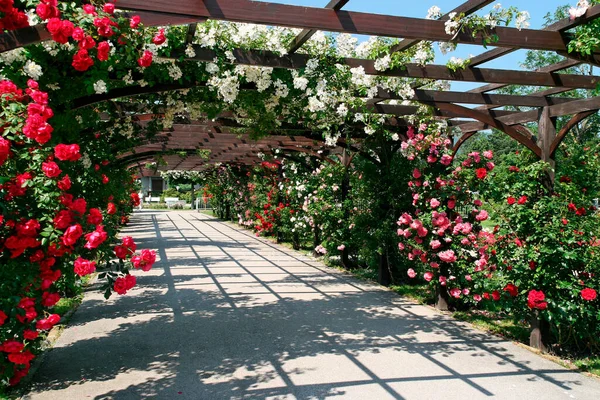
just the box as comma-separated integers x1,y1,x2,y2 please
407,268,417,278
438,250,457,263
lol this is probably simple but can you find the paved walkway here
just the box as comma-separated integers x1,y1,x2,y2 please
26,211,600,399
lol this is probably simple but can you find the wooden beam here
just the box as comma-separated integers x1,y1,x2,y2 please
178,46,600,89
469,58,582,94
389,0,493,54
379,88,579,107
468,4,600,67
458,96,600,132
424,102,541,157
0,12,203,53
287,0,349,55
118,0,574,52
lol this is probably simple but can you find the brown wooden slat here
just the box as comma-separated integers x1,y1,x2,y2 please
459,96,600,132
469,58,582,93
118,0,572,52
390,0,493,54
424,102,541,156
379,88,579,107
287,0,350,54
468,4,600,67
178,46,600,89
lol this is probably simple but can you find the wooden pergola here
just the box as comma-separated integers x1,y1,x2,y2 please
2,0,599,173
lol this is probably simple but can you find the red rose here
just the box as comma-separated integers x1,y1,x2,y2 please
36,314,60,330
70,198,87,215
82,4,97,15
57,174,71,191
87,208,103,225
152,28,166,45
61,224,83,246
72,49,94,71
529,260,537,270
97,41,110,61
491,290,501,301
137,50,153,68
507,196,516,205
503,283,518,297
103,3,115,14
23,330,38,340
122,236,137,251
130,192,140,206
527,290,548,310
42,160,61,178
113,275,135,295
41,291,61,307
131,249,156,271
475,168,487,180
0,311,7,326
36,3,60,21
59,193,73,207
53,210,73,230
78,35,96,50
93,16,118,37
54,143,81,161
130,15,141,28
517,195,527,205
46,18,74,44
508,166,519,172
16,219,40,237
74,257,96,276
0,136,11,166
1,340,24,353
84,225,108,249
8,350,35,365
581,288,597,301
107,202,117,214
23,114,53,144
101,174,109,184
71,26,84,41
114,245,130,259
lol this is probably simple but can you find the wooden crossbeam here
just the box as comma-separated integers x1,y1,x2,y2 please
118,0,574,52
287,0,349,55
458,96,600,132
468,4,600,67
469,58,582,94
0,12,202,53
178,46,600,89
378,88,579,107
390,0,493,54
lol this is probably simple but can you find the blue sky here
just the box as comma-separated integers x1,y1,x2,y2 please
258,0,577,91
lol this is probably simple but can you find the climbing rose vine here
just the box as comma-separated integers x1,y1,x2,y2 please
0,2,158,387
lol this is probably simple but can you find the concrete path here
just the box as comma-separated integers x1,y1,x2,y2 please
25,211,600,400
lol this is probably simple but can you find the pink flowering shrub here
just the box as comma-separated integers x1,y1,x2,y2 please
397,125,497,308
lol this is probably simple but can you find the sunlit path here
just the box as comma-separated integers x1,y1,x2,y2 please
25,211,600,400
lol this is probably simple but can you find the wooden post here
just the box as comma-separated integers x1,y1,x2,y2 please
528,106,556,351
538,106,557,189
378,252,392,287
436,264,450,311
340,150,354,269
312,224,321,257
